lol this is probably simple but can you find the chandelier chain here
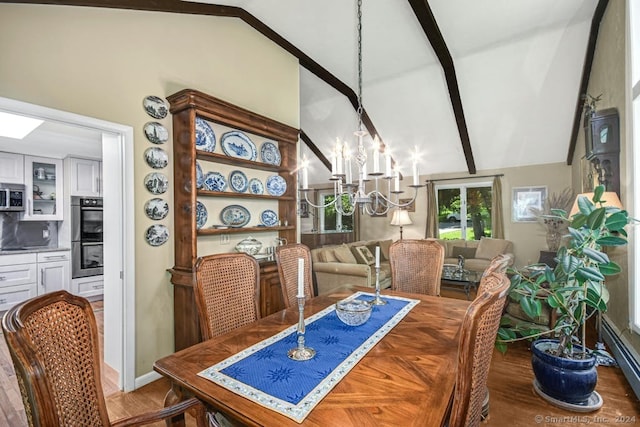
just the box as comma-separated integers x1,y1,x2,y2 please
356,0,364,125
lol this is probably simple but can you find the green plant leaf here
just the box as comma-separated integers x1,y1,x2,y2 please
577,195,595,214
586,287,608,311
582,247,609,264
605,212,628,231
567,227,585,245
599,261,621,275
520,296,542,319
571,214,588,228
593,185,605,202
547,292,563,308
586,207,606,230
576,266,604,282
495,341,508,354
596,235,628,246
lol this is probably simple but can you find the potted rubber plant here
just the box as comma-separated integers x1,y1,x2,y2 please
497,185,630,410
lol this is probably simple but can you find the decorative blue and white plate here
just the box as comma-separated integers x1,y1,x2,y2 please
203,172,227,192
260,209,278,227
144,147,168,169
266,175,287,196
195,117,216,152
221,131,257,161
144,198,169,220
196,201,208,230
229,170,248,193
220,205,251,228
260,141,281,166
196,162,204,189
145,224,169,246
248,178,264,195
143,95,168,120
144,172,168,195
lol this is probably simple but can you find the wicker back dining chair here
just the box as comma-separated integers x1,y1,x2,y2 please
1,290,206,427
447,264,510,427
194,252,261,340
275,243,315,308
389,239,444,295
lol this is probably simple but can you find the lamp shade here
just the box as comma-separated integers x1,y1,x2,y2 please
569,191,623,217
390,209,413,226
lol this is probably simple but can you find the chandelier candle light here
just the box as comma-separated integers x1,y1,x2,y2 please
288,258,316,361
299,0,424,216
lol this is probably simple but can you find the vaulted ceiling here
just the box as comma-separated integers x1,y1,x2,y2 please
1,0,605,184
201,0,602,184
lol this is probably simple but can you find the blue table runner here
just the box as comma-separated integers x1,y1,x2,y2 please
199,292,420,423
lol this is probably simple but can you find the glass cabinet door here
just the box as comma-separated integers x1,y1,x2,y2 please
23,156,63,221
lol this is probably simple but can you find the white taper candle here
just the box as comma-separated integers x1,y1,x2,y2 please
297,258,305,297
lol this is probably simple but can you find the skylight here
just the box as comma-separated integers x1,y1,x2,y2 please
0,111,44,139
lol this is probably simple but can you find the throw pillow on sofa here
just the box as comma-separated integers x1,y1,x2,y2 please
451,246,477,259
366,243,387,261
333,244,358,264
475,237,510,260
319,249,338,263
352,246,375,265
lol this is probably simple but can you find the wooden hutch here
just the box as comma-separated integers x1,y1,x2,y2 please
168,89,298,350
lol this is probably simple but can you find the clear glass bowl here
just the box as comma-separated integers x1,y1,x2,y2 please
335,299,372,326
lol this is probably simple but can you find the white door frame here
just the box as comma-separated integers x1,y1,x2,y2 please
0,96,135,391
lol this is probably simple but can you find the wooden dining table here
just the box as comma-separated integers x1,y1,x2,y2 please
153,287,470,427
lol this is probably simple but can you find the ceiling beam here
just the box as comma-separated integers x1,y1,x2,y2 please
407,0,476,175
3,0,384,157
566,0,609,166
300,130,331,171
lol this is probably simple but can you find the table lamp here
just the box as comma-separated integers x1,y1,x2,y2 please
390,209,412,239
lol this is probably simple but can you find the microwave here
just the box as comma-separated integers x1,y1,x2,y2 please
0,183,25,211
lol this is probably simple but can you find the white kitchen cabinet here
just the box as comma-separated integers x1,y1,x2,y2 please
23,156,64,221
36,251,70,294
67,157,101,197
71,275,104,299
0,152,24,184
0,253,37,312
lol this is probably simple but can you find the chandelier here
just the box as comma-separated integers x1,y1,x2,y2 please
299,0,423,216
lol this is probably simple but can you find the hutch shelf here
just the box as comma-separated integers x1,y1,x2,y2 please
168,89,298,351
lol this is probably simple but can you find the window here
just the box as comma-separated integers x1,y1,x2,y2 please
319,192,354,232
630,0,640,331
436,182,492,240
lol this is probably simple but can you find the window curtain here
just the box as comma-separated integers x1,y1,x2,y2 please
425,182,438,238
491,176,505,238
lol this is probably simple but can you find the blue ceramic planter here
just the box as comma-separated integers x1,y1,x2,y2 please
531,339,597,405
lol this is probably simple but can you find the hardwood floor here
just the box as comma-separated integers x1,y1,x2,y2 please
1,292,639,426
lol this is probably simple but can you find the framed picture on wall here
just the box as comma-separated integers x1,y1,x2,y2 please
399,198,415,212
512,186,547,222
299,200,309,218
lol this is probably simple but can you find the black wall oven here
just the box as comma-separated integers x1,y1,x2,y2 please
71,196,104,278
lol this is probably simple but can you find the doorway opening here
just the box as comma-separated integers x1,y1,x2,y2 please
0,96,135,392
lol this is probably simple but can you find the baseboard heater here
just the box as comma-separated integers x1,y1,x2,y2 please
602,316,640,400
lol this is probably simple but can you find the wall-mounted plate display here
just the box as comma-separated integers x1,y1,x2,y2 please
203,172,227,192
196,201,208,229
144,121,169,144
260,209,278,227
144,198,169,220
196,162,204,189
260,141,281,166
143,95,168,119
266,175,287,196
195,117,216,152
221,131,257,161
145,224,169,246
248,178,264,195
229,170,248,193
220,204,251,228
144,172,168,194
144,147,168,169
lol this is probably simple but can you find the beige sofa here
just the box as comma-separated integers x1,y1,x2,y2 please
311,239,393,296
435,237,515,273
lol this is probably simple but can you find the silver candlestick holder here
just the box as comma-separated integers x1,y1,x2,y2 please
287,296,316,361
371,265,387,305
